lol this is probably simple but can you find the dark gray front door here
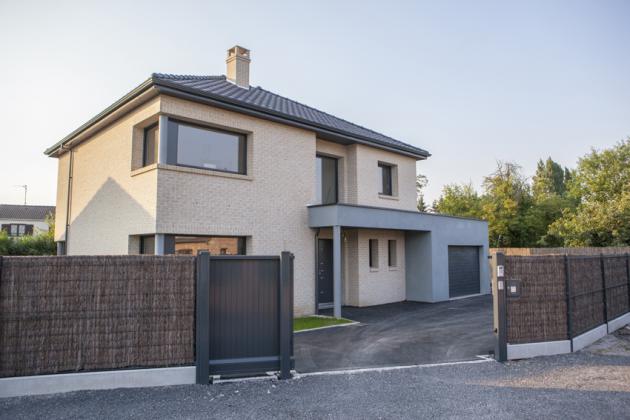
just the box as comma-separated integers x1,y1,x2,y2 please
448,246,480,298
317,239,334,307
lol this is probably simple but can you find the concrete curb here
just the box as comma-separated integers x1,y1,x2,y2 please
294,321,360,334
0,366,196,398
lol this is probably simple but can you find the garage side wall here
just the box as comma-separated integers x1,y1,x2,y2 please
406,217,489,303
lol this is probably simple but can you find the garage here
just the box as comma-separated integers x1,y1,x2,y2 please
448,246,480,298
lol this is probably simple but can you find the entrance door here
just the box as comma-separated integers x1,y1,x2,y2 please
317,239,334,309
448,246,480,298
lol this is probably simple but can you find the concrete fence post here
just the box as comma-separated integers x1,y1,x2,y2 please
626,254,630,314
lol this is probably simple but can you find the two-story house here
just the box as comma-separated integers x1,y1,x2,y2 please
46,46,489,316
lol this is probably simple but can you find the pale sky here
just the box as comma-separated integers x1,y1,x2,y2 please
1,0,629,206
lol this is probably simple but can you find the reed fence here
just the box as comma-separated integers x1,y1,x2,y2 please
503,253,630,344
0,255,196,378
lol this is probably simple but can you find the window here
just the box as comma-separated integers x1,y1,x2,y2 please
169,120,246,174
174,236,246,255
139,235,155,255
143,124,159,166
369,239,379,269
315,155,338,205
378,163,393,196
388,240,397,267
1,223,33,237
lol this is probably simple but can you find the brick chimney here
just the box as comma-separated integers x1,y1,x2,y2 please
226,45,251,89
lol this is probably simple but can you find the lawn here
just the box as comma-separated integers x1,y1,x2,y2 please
294,316,354,332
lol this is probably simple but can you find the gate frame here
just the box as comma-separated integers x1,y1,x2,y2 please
195,251,294,384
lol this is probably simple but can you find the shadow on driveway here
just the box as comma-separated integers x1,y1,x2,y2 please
295,295,494,373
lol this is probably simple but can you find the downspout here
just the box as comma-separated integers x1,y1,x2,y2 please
61,146,74,255
314,228,320,314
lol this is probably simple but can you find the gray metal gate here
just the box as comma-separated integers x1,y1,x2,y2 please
448,246,480,298
195,251,294,382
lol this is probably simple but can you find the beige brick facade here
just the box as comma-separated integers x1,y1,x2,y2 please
54,94,422,315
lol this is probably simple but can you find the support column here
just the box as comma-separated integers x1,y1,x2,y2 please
155,234,165,255
333,225,342,318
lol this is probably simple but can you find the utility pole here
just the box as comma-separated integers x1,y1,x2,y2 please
15,184,27,205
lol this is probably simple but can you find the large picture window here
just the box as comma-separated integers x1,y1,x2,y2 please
174,236,246,255
168,120,246,174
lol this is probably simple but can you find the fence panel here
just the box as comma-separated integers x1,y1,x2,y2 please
603,256,630,320
0,256,196,378
568,257,605,336
504,256,567,344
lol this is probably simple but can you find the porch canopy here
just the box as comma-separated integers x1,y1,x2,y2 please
307,204,490,317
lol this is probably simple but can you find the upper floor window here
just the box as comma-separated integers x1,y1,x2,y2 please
168,120,246,174
378,163,393,196
143,124,159,166
315,155,338,205
2,223,34,237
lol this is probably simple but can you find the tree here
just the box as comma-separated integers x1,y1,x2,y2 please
481,161,533,247
549,139,630,246
433,182,482,218
416,174,429,212
532,157,567,201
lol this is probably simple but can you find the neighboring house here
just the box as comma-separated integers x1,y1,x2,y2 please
0,204,54,237
45,46,489,316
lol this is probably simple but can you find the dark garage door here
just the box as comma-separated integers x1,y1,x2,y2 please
448,246,480,298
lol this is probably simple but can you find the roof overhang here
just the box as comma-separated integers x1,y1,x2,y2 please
308,203,486,231
45,77,431,160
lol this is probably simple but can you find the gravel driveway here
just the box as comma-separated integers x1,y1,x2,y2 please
3,350,630,419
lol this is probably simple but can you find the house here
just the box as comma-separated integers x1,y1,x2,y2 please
45,46,489,316
0,204,54,237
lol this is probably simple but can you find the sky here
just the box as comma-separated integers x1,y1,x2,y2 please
0,0,629,206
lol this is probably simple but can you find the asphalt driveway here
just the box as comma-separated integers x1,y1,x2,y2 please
295,294,495,372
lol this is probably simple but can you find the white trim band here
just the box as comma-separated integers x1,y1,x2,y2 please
607,312,630,334
507,340,571,360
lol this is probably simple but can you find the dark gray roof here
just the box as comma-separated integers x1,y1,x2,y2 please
45,73,430,158
152,74,429,158
0,205,55,221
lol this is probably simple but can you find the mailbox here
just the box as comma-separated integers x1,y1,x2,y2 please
506,279,521,298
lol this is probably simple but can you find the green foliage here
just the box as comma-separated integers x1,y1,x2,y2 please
430,139,630,248
432,182,482,219
548,139,630,246
0,214,56,256
532,157,569,201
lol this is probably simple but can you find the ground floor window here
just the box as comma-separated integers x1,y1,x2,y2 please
369,239,379,268
174,236,245,255
388,240,397,267
139,235,155,255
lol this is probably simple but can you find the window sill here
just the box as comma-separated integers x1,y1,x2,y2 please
388,266,399,271
157,164,253,181
369,267,379,272
131,164,158,177
378,193,399,201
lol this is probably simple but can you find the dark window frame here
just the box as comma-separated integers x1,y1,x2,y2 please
316,154,339,205
388,239,397,267
142,123,159,167
168,119,247,175
139,235,155,255
2,223,33,237
172,235,247,256
378,163,393,196
369,239,379,269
